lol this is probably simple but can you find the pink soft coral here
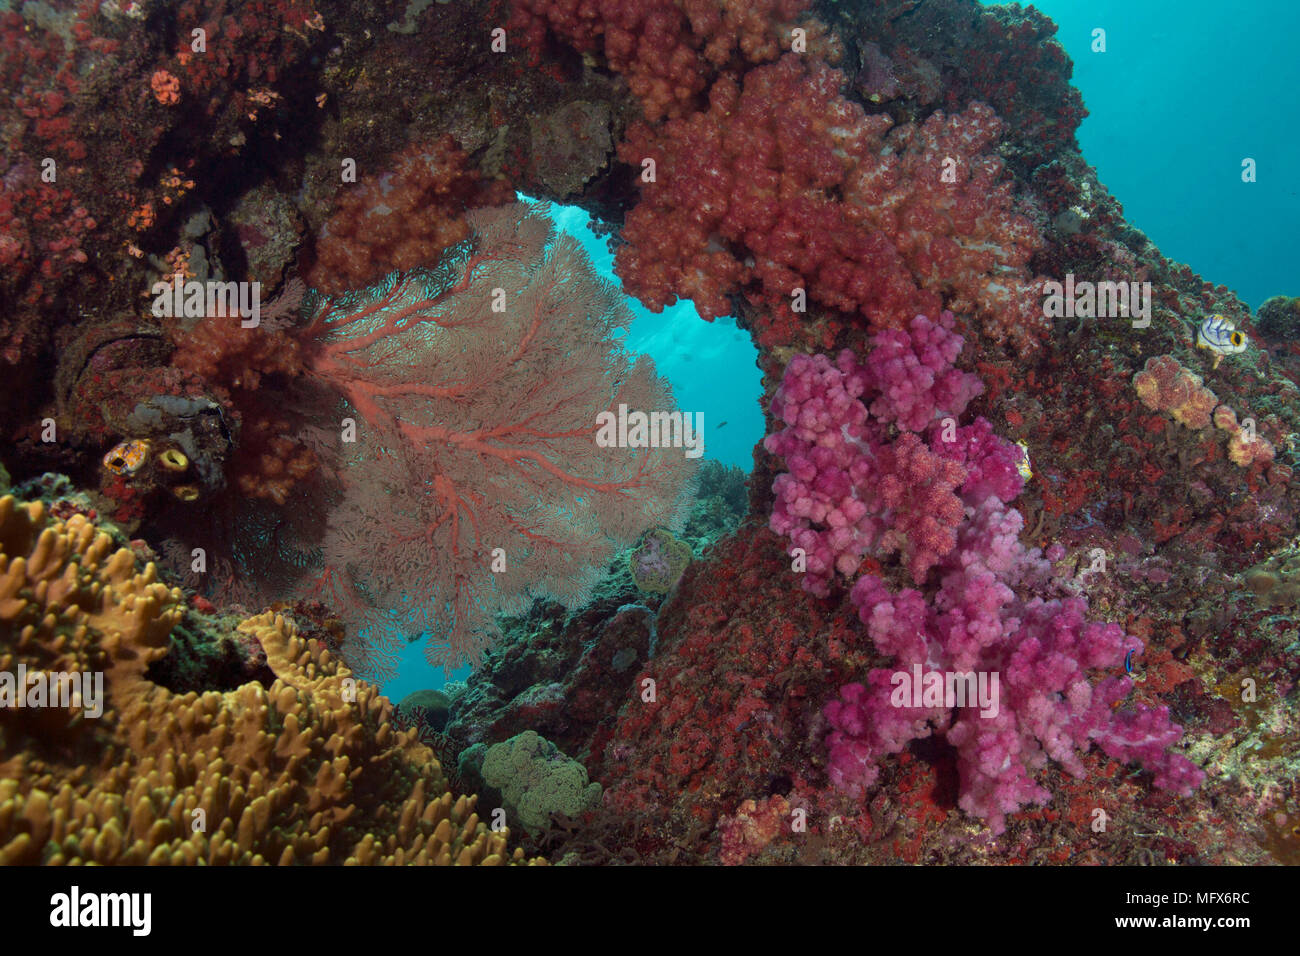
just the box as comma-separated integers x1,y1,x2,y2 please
764,312,982,593
766,318,1203,833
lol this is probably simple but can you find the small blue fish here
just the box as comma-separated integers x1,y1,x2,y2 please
1124,647,1136,674
1196,313,1247,355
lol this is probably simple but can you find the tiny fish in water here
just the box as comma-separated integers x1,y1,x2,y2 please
1196,313,1247,356
1124,647,1136,674
717,421,727,428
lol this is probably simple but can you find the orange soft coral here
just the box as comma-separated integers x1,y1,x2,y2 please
307,136,510,295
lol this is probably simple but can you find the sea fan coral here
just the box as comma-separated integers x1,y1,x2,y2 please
302,203,696,674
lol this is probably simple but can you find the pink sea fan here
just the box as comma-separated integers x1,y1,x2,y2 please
302,203,696,674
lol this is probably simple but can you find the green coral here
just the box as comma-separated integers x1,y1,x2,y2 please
1257,296,1300,341
1244,538,1300,607
681,460,748,551
480,730,601,833
628,527,692,594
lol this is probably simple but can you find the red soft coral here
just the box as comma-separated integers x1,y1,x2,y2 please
615,55,1047,349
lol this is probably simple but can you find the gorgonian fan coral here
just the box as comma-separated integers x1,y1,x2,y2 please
301,202,696,676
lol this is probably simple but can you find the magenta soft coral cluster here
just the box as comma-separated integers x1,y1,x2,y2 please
829,499,1202,832
867,315,984,432
764,312,982,594
765,317,1204,832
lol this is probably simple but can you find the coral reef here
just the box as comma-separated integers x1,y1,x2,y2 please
1257,295,1300,341
481,730,603,833
439,466,745,776
0,494,540,864
718,794,791,865
828,0,1086,172
397,688,457,735
3,0,1298,870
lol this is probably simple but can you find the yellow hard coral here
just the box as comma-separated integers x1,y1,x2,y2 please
0,494,543,865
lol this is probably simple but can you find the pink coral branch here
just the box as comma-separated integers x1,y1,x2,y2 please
765,315,1203,832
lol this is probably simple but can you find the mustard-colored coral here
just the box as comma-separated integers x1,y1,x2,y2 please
0,495,543,865
1243,543,1300,608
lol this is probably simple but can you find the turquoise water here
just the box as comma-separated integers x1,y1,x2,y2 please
997,0,1300,309
384,640,471,699
545,200,765,471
